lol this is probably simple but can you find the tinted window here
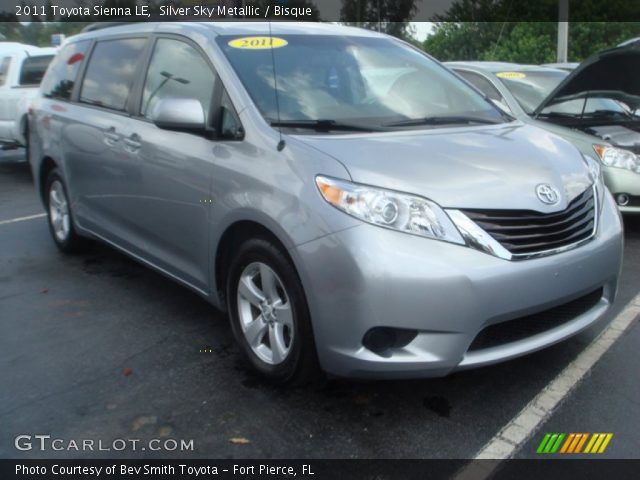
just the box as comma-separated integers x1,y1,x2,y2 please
41,41,90,100
20,55,55,86
141,38,215,120
80,38,146,111
0,56,12,86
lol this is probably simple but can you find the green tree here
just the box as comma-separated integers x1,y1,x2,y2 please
424,21,640,63
340,0,418,40
424,0,640,62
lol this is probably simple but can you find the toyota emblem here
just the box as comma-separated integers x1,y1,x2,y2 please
536,184,560,205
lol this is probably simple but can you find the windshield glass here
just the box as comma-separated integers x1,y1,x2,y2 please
540,94,639,119
496,70,568,114
217,34,505,130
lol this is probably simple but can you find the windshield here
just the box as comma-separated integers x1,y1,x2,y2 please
539,93,640,120
496,70,568,114
217,34,505,131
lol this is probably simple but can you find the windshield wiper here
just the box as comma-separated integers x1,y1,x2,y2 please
383,115,502,127
538,110,636,121
583,109,634,119
536,111,581,119
270,119,384,132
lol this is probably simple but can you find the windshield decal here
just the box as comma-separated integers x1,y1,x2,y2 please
228,37,288,50
497,72,527,79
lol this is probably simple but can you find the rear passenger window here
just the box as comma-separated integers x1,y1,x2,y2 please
0,56,12,86
80,38,147,111
41,41,90,100
20,55,54,86
141,38,216,121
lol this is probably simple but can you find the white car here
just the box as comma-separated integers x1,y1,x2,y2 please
0,43,57,153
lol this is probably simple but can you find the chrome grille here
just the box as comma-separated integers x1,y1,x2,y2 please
461,187,596,256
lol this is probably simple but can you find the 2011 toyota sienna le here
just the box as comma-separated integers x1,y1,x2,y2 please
30,22,623,383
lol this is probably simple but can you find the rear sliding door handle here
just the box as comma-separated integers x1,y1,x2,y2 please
123,133,142,152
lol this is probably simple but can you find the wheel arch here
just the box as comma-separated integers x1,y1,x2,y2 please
213,218,299,311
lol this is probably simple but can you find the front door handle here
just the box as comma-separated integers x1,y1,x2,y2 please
103,127,119,146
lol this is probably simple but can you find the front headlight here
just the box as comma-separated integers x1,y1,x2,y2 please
593,144,640,173
315,175,465,244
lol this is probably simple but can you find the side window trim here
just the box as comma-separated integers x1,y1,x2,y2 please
75,35,150,115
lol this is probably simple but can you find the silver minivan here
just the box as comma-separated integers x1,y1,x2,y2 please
30,22,623,383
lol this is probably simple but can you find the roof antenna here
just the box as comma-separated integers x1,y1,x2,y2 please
269,21,285,152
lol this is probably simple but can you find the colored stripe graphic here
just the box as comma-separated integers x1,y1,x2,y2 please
537,433,552,454
584,434,598,453
598,434,613,453
574,433,589,453
560,433,575,453
538,433,613,454
536,433,566,454
550,433,565,453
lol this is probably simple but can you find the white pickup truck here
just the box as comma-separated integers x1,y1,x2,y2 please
0,43,57,154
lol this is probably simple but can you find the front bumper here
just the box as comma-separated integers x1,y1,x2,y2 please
604,166,640,213
293,191,623,379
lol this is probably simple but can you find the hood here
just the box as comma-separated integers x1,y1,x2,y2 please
535,43,640,113
296,123,592,212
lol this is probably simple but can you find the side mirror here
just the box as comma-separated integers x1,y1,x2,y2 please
151,98,206,132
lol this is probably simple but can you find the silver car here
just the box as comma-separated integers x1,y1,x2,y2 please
30,22,623,383
447,60,640,213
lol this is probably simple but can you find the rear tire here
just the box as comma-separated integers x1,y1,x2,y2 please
226,237,320,385
45,168,86,253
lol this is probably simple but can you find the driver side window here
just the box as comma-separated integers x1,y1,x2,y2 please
141,38,216,123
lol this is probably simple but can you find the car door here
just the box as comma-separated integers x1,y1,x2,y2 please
112,36,220,292
63,37,149,243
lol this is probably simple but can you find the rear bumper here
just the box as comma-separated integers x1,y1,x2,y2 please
292,191,623,379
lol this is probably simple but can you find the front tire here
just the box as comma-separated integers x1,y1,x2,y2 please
45,169,85,253
226,237,319,384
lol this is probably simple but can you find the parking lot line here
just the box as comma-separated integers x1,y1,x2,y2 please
454,291,640,478
0,213,46,226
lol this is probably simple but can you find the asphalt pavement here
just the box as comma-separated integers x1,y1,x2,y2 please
1,149,639,460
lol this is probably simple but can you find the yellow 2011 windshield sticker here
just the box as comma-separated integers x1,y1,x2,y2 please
228,37,288,49
496,71,526,79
